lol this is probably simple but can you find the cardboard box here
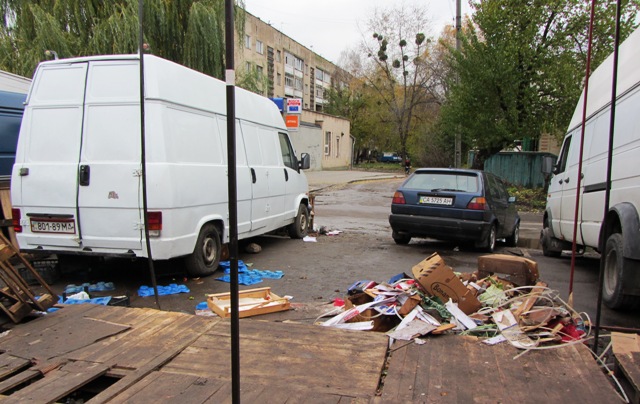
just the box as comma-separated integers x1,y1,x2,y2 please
344,293,399,332
207,287,290,318
477,254,539,286
411,253,482,315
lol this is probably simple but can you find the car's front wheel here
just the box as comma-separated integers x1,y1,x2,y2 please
288,203,309,239
603,233,640,309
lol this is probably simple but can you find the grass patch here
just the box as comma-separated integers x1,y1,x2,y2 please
353,162,405,172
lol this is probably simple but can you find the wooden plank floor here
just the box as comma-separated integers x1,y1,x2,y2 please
379,335,621,403
0,305,625,403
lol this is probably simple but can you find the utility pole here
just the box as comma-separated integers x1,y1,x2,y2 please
455,0,462,168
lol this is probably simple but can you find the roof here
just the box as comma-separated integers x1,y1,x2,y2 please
568,26,640,130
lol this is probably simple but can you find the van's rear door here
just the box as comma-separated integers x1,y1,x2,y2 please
13,63,88,248
76,60,142,250
14,60,142,252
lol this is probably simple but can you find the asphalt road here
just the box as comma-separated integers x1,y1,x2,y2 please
38,172,640,330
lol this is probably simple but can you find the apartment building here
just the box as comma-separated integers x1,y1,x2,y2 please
237,11,353,170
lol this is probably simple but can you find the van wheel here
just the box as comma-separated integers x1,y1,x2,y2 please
505,221,519,247
483,224,497,253
541,220,562,258
603,233,640,309
288,204,309,239
185,224,221,277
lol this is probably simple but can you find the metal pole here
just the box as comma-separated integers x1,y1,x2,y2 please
138,0,160,309
594,0,622,353
225,1,241,402
454,0,462,168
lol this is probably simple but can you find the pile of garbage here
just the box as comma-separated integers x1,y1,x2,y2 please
318,253,589,351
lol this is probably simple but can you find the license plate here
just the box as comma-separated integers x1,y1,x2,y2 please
30,219,76,234
419,196,453,205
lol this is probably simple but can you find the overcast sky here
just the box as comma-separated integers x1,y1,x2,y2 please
243,0,473,63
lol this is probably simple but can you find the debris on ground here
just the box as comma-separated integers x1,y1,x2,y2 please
317,252,590,352
207,287,290,318
245,242,262,254
138,284,190,297
215,260,284,285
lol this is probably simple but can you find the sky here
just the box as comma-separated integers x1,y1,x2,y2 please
243,0,473,64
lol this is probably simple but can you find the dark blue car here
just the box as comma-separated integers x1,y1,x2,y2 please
0,90,26,179
389,168,520,252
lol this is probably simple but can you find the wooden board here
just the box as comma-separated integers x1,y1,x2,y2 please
6,360,109,403
380,335,620,403
612,332,640,403
161,319,389,399
0,189,18,248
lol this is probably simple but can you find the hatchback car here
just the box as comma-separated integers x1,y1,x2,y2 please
389,168,520,252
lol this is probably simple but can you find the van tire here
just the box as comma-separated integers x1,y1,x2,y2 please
603,233,640,309
505,221,519,247
288,204,309,239
185,224,221,277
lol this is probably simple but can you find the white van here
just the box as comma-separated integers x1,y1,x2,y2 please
11,54,311,276
541,27,640,308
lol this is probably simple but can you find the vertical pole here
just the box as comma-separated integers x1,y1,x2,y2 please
138,0,160,309
225,1,241,402
594,0,622,353
454,0,462,168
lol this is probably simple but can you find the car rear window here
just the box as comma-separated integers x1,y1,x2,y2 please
404,172,479,192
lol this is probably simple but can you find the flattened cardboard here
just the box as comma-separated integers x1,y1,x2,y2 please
411,253,482,315
477,254,539,286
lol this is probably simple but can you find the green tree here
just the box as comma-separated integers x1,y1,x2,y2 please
0,0,245,80
440,0,640,168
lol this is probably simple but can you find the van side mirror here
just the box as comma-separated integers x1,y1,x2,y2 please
541,155,555,176
299,153,310,170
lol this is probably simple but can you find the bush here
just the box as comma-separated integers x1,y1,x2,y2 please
507,186,546,212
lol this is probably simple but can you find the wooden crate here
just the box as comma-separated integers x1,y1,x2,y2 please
207,287,290,318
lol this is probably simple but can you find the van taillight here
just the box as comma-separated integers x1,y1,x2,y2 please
467,197,487,210
147,211,162,237
392,191,406,204
11,208,21,233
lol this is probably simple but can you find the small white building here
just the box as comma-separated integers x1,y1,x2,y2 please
0,70,31,93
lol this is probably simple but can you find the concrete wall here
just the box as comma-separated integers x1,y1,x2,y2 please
289,122,323,171
301,110,352,170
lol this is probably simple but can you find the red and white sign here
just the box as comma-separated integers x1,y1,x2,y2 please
286,98,302,114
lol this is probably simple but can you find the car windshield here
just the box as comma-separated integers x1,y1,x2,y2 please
404,172,479,192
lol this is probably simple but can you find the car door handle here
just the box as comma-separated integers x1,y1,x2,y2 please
250,168,256,184
564,177,569,183
284,168,289,181
79,165,90,186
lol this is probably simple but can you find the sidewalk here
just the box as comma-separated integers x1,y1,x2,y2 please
305,169,542,249
305,169,402,192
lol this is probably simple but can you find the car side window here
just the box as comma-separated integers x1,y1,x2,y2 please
487,174,506,201
556,135,572,174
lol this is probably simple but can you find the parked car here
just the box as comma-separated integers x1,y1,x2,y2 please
379,152,401,163
389,168,520,252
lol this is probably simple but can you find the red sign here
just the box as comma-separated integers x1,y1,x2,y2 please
285,115,299,130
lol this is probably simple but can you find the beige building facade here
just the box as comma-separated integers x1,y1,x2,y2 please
236,11,353,170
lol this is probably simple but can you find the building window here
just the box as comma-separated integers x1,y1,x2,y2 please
256,40,264,55
316,69,324,81
336,136,340,158
324,131,332,156
285,74,294,88
256,65,263,77
294,77,303,91
294,57,304,72
245,34,251,49
285,52,294,67
277,73,282,86
277,50,281,62
245,62,251,73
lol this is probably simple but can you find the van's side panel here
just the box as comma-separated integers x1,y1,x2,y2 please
12,63,88,249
